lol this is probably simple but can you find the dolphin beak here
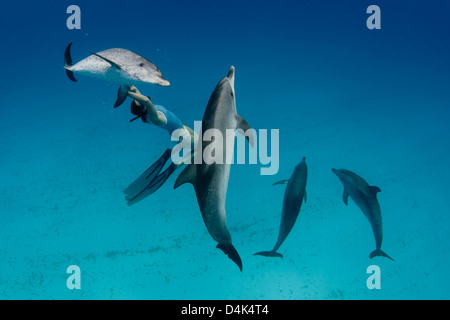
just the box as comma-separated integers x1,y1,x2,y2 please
227,66,235,88
158,78,171,86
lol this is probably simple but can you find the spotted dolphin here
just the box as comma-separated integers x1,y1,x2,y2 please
254,157,307,258
64,42,170,108
332,168,394,261
174,66,253,271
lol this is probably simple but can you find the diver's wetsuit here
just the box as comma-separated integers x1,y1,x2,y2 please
142,104,183,135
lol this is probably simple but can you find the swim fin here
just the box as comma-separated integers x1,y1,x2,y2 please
124,149,180,205
124,149,171,201
126,162,179,206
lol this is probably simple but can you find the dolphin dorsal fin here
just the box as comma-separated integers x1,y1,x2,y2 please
89,52,123,70
236,115,254,147
174,164,197,189
369,186,381,196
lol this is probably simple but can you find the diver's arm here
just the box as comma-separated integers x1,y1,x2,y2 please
127,86,166,126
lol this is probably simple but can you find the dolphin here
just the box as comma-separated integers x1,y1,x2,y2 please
64,42,170,108
174,66,253,271
332,168,394,261
254,157,307,258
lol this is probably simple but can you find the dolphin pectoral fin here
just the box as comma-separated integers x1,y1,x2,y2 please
64,42,77,82
253,251,283,258
114,85,131,108
173,164,197,189
236,115,254,147
89,51,123,70
370,249,394,261
272,180,289,186
216,243,243,271
343,190,349,205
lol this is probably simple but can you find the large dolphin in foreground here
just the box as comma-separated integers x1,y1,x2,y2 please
332,168,394,261
254,157,307,258
64,42,170,108
174,66,253,271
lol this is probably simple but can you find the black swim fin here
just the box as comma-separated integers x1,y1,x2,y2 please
124,149,181,205
126,162,179,206
124,149,171,202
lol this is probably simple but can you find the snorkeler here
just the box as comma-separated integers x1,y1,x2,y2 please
123,85,198,205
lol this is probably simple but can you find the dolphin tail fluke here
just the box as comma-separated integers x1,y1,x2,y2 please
216,243,243,271
370,249,394,261
114,85,131,108
253,251,283,258
64,42,77,82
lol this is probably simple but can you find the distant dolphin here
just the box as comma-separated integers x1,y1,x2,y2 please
254,157,307,258
64,42,170,108
174,66,253,271
332,168,394,261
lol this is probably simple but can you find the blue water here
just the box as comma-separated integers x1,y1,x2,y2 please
0,0,449,300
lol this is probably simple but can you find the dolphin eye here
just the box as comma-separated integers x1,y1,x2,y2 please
139,63,145,67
